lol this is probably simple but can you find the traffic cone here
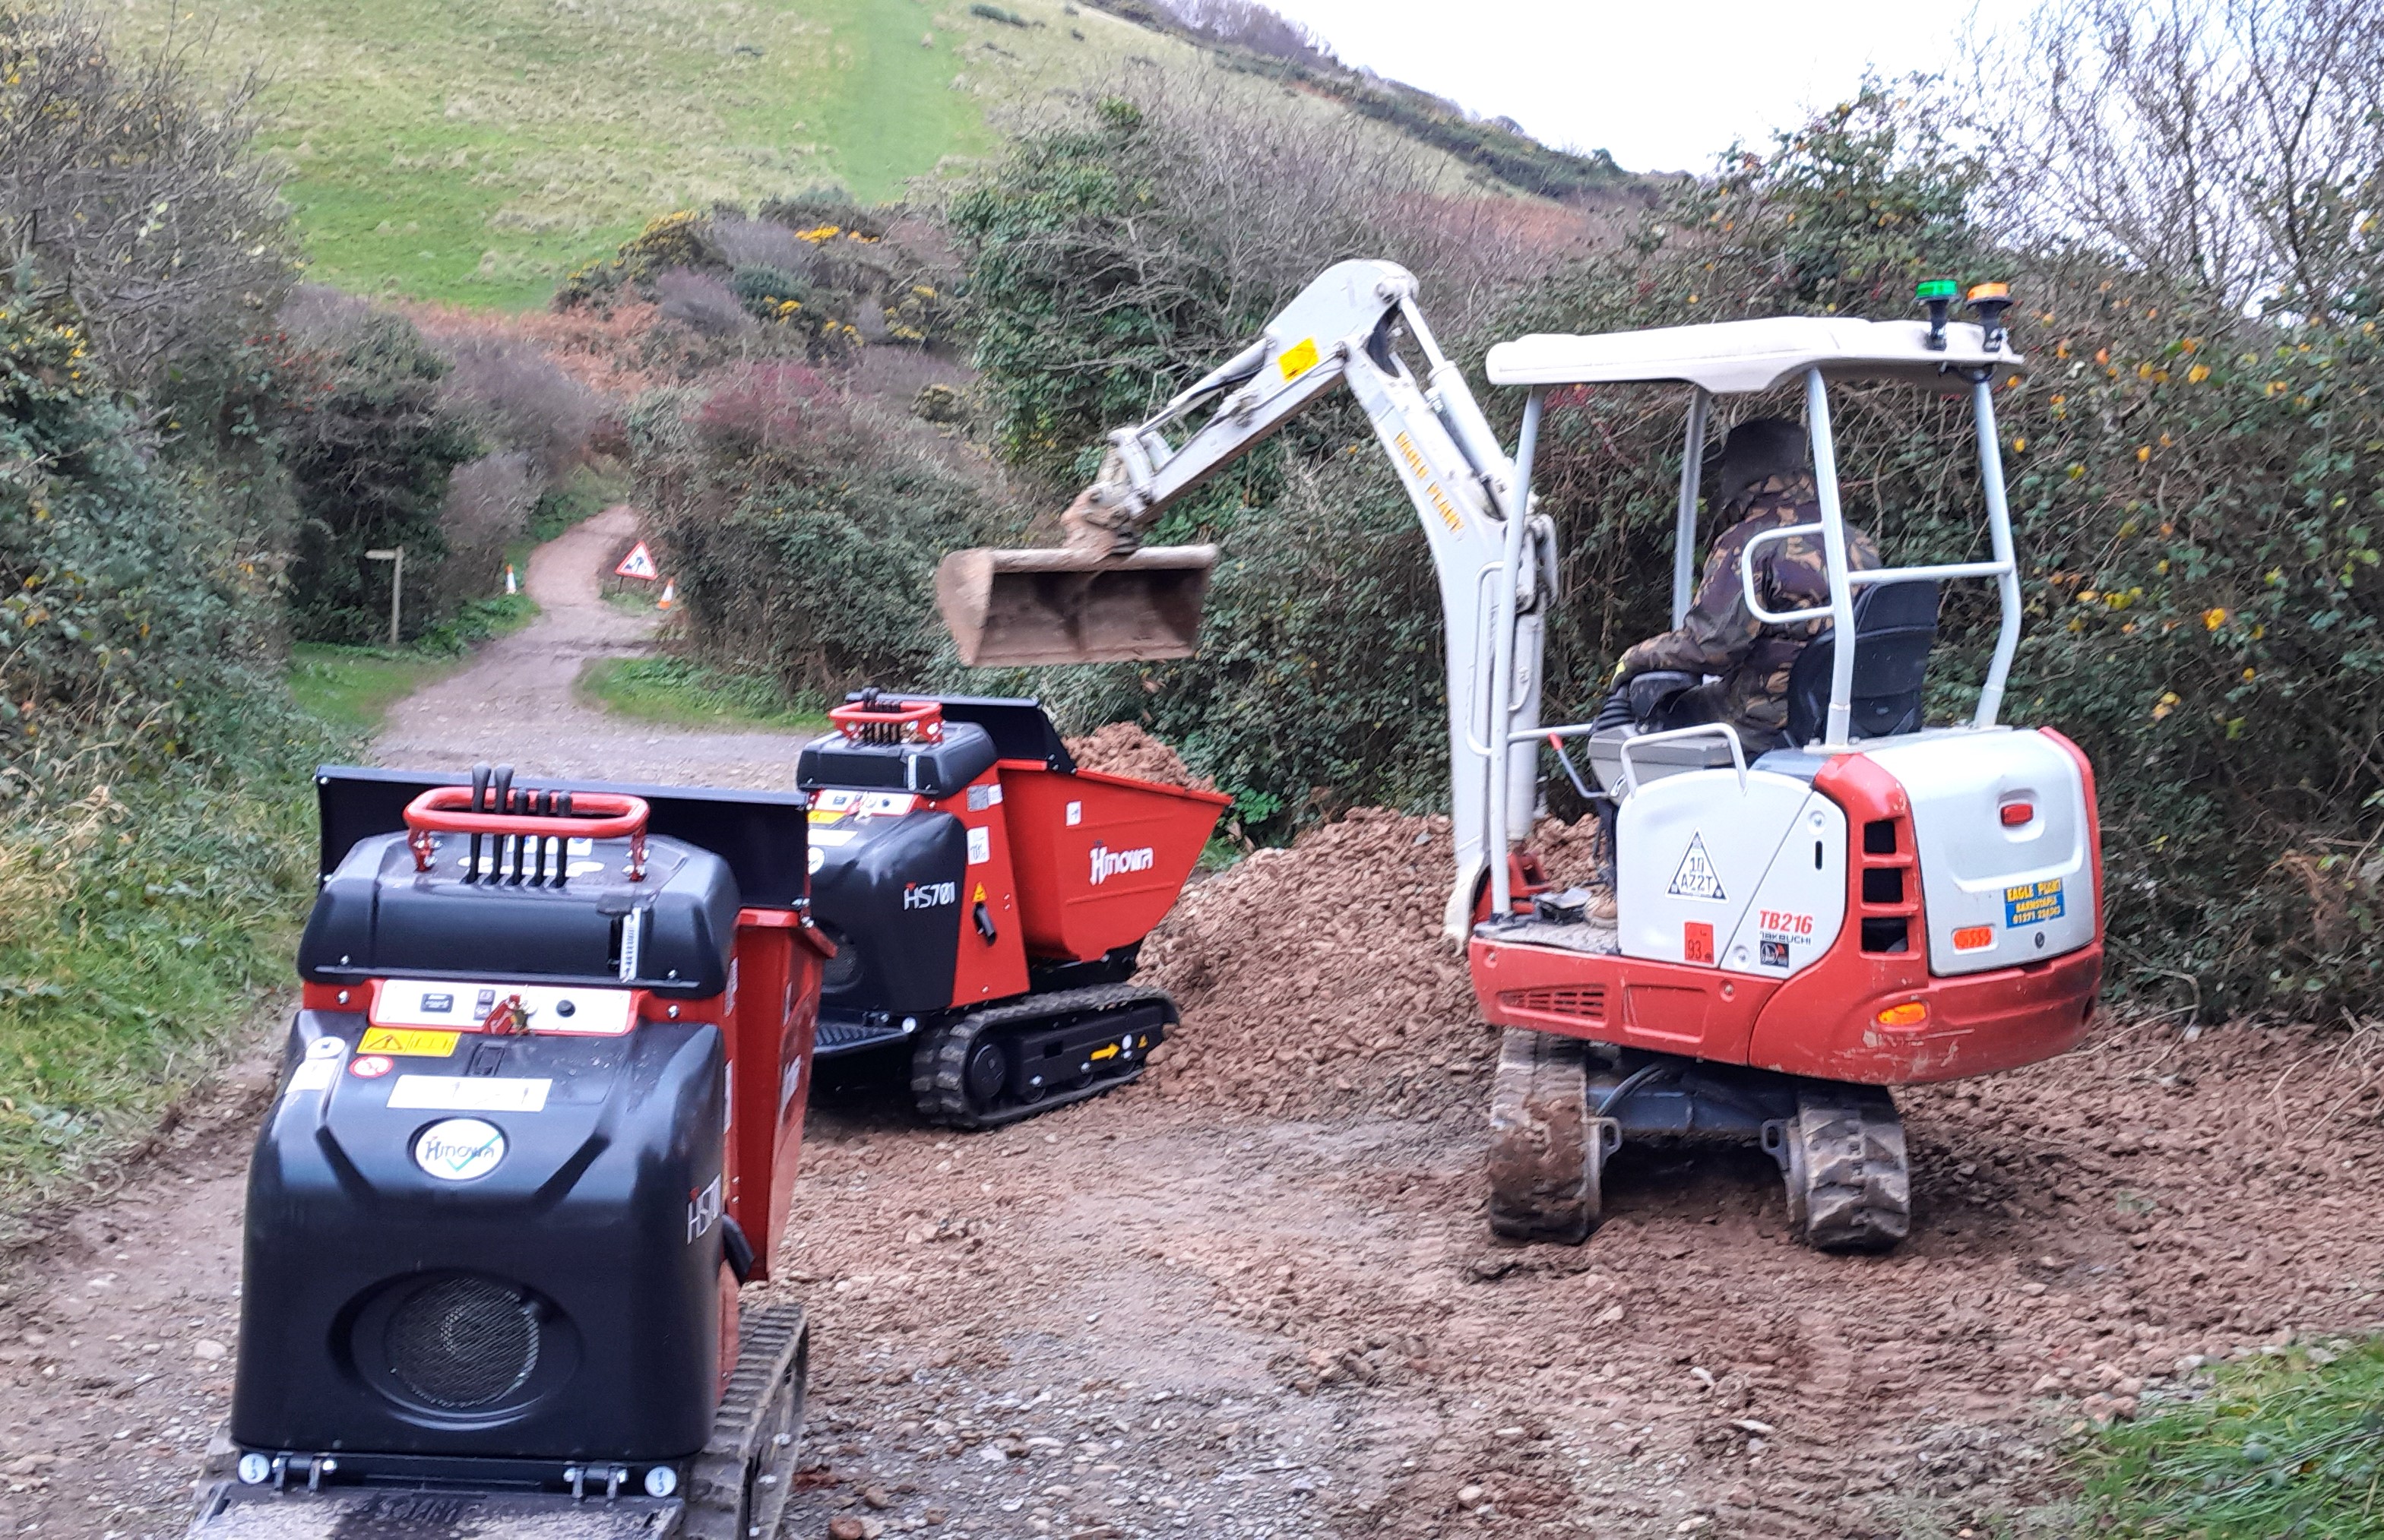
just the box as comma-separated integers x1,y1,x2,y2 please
657,579,676,611
504,564,518,595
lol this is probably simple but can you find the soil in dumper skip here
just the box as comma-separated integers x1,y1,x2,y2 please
6,746,2384,1538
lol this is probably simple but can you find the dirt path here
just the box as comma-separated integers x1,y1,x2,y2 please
5,517,2384,1538
374,503,807,789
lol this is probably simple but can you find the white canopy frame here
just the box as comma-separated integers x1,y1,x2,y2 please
1476,321,2028,915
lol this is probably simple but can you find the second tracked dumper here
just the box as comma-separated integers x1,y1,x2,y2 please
799,692,1229,1128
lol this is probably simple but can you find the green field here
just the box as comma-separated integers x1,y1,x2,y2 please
116,0,1433,307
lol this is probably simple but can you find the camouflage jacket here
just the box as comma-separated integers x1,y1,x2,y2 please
1615,475,1880,735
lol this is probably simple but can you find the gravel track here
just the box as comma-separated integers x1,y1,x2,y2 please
4,520,2383,1538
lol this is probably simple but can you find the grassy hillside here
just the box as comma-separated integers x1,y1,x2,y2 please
116,0,1499,308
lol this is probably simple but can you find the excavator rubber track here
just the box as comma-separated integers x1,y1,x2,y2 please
911,982,1174,1130
185,1306,807,1539
1772,1087,1911,1252
1486,1028,1619,1244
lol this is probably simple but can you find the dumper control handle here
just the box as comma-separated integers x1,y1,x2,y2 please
832,690,945,745
403,784,651,881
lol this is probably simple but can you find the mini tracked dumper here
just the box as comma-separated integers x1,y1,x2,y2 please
190,766,831,1538
799,692,1230,1128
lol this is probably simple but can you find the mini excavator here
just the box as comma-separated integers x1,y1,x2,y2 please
939,261,2104,1252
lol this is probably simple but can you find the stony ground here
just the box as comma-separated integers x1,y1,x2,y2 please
4,522,2382,1539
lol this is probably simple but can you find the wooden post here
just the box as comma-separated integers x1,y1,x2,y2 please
366,547,404,645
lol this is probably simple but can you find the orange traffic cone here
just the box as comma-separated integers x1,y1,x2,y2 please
657,579,676,611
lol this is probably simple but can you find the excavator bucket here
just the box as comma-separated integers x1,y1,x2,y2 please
935,544,1218,667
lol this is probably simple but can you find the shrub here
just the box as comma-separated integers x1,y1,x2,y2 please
655,268,755,338
435,335,600,484
279,302,483,643
953,66,2384,1019
435,452,540,612
631,376,1002,700
0,2,296,389
0,290,273,764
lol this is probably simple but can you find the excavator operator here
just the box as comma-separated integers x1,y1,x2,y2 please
1606,416,1880,744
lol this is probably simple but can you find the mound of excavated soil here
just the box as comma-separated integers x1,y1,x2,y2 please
1142,809,1605,1121
1062,723,1211,789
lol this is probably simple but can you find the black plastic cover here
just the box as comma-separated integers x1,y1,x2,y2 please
809,811,966,1017
796,720,999,798
313,767,810,911
231,1010,727,1462
298,830,738,998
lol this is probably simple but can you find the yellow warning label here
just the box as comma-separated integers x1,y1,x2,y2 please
1278,337,1321,381
807,808,846,824
359,1028,461,1058
972,884,987,903
1089,1043,1119,1061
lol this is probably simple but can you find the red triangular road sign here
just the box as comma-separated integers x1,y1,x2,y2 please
614,540,660,581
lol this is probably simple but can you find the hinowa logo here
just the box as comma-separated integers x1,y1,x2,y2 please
1089,843,1156,885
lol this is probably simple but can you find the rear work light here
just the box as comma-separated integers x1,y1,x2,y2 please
2000,802,2034,827
1875,1001,1929,1028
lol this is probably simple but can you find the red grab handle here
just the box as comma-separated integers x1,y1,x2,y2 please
402,786,651,880
830,697,943,744
403,785,650,840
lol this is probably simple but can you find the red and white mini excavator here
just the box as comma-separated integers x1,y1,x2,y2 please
939,261,2104,1252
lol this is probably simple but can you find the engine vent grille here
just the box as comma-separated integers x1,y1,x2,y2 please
1499,985,1607,1023
387,1275,540,1408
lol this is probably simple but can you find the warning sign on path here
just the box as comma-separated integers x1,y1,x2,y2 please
614,541,660,581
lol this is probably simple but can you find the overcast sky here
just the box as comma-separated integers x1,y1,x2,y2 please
1258,0,2029,173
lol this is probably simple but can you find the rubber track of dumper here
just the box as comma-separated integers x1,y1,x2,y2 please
684,1303,808,1540
1486,1029,1601,1244
1791,1089,1911,1253
910,983,1172,1130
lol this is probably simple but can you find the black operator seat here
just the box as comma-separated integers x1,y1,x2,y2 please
1781,578,1940,747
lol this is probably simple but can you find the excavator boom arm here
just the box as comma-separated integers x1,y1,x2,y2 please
935,258,1548,935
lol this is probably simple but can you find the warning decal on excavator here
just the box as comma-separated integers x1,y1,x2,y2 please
1667,834,1728,902
1683,922,1715,965
1279,337,1321,381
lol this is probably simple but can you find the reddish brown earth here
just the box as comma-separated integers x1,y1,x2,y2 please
5,531,2382,1539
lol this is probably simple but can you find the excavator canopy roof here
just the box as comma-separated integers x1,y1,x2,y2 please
1485,316,2025,395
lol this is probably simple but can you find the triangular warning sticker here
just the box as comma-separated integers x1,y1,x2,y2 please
1667,833,1728,902
614,540,660,580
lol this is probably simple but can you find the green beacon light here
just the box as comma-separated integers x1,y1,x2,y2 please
1917,278,1958,350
